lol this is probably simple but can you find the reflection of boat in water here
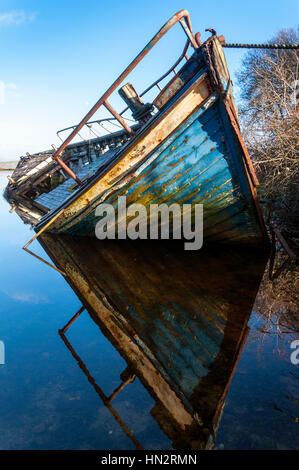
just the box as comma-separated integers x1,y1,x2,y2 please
4,10,267,246
39,235,267,449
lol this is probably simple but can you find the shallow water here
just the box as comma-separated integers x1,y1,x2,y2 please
0,171,298,450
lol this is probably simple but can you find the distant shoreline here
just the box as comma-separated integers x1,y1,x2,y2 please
0,162,17,171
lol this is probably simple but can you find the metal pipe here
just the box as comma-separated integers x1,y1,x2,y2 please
53,155,83,185
179,17,198,49
139,39,190,98
59,306,85,334
107,373,136,404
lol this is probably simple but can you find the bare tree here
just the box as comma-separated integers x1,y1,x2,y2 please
237,28,299,237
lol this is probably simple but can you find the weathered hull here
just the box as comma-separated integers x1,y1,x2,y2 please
35,67,266,245
64,96,263,244
39,235,268,449
4,13,268,246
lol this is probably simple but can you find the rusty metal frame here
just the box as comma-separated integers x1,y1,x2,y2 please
51,10,197,184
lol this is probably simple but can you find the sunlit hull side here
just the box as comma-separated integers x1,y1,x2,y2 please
34,38,267,246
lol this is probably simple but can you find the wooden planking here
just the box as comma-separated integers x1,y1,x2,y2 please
153,57,205,110
65,99,262,244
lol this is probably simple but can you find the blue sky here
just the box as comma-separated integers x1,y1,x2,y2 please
0,0,298,161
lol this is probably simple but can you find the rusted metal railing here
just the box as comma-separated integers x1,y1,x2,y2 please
51,10,198,185
56,38,192,143
56,38,191,143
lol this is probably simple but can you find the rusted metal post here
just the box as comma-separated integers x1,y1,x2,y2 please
179,17,198,49
195,32,202,46
59,306,85,334
103,100,134,135
53,155,83,185
107,373,136,404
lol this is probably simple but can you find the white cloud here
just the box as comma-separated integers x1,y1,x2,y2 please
0,10,36,26
10,292,49,304
0,81,17,104
1,289,49,304
0,81,5,104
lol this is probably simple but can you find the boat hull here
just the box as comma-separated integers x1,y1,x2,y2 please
67,97,264,244
39,235,268,449
33,38,267,246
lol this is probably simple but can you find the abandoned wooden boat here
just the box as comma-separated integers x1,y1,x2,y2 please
39,235,267,449
5,10,268,245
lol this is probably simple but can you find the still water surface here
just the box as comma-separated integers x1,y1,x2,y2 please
0,172,298,450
